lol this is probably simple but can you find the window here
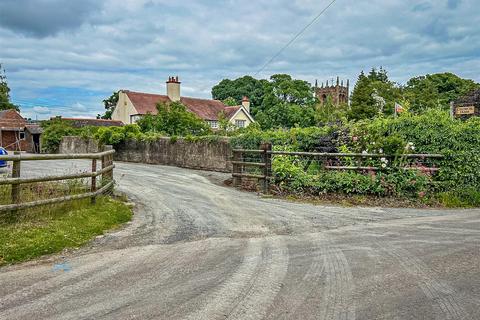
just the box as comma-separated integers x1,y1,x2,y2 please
130,115,142,124
235,120,246,128
208,121,219,129
19,131,25,140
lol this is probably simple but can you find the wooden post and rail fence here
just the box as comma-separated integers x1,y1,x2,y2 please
232,143,444,194
0,149,115,213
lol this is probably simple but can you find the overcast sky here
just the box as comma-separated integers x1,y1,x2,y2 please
1,0,479,119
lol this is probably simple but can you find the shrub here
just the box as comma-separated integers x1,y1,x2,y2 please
41,119,79,153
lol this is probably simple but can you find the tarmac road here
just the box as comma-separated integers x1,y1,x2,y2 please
1,160,479,320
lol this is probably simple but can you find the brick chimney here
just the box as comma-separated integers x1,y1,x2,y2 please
166,76,181,102
241,96,250,113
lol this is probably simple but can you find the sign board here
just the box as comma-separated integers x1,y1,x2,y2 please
456,106,475,115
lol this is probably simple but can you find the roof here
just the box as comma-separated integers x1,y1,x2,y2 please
124,90,241,121
124,91,170,115
0,109,27,130
25,124,43,134
58,118,124,128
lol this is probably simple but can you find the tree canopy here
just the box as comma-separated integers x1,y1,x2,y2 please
136,101,211,136
0,64,19,111
348,68,402,120
211,75,268,115
98,91,119,119
255,74,317,129
404,72,479,113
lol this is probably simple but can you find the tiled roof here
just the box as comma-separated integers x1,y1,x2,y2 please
25,124,43,134
124,90,239,121
0,109,27,129
125,91,170,115
59,118,124,128
223,106,241,118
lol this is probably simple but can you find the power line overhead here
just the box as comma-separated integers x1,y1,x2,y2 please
254,0,337,77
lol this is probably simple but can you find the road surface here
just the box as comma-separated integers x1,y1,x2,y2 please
1,160,479,319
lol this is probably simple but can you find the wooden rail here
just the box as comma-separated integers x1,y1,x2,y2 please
0,149,115,213
232,146,443,193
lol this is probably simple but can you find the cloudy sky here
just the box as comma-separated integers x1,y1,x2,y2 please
1,0,479,119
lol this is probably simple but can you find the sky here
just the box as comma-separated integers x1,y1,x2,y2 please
1,0,479,119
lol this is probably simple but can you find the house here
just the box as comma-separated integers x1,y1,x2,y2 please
51,116,124,128
111,76,254,129
0,109,43,153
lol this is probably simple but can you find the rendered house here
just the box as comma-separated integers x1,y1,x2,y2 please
0,109,42,153
112,77,254,129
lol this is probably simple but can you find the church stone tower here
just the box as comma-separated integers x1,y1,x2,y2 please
315,77,349,105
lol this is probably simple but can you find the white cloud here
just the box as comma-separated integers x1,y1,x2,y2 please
33,106,50,114
0,0,478,119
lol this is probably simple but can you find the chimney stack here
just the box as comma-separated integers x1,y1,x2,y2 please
242,96,251,113
166,76,181,102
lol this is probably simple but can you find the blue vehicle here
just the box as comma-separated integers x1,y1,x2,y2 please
0,147,7,168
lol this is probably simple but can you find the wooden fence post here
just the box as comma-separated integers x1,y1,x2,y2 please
102,145,114,193
261,143,272,194
11,151,21,206
232,150,241,187
91,159,97,204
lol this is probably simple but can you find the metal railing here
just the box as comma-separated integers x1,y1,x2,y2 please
0,149,115,212
232,144,444,193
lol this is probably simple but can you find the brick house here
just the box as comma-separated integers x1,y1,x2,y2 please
111,76,254,129
0,109,43,152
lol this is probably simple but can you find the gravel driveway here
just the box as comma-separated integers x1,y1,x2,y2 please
1,160,479,319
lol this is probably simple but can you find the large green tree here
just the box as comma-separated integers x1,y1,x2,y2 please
348,68,402,120
404,73,479,113
98,91,119,119
255,74,317,129
0,64,19,111
136,101,211,136
211,76,268,115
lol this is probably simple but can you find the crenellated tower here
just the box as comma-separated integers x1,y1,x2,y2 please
314,76,349,105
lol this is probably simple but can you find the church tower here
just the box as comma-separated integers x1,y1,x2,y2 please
315,77,349,105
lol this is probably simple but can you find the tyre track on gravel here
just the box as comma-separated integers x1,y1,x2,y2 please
44,240,215,320
378,243,472,320
0,246,156,313
265,234,326,320
319,238,356,320
1,245,166,319
186,237,289,320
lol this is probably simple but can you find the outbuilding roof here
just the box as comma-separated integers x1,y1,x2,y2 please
0,109,27,130
54,117,124,128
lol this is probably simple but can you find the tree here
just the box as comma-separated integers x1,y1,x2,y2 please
314,95,348,125
98,91,119,119
348,67,402,120
255,74,317,129
0,64,19,111
404,73,479,113
40,118,78,153
211,76,268,115
136,101,211,136
222,97,238,106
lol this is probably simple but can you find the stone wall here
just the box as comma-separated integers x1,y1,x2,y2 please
59,136,232,172
114,138,232,172
59,136,101,154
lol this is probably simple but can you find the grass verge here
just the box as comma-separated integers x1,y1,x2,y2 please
0,196,132,266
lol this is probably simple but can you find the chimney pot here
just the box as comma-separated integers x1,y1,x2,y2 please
166,76,181,101
241,96,251,113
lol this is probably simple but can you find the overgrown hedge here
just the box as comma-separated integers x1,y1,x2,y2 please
42,110,480,206
230,109,480,206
